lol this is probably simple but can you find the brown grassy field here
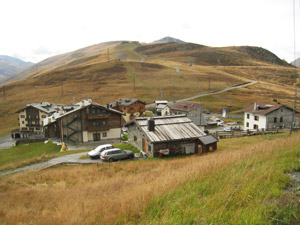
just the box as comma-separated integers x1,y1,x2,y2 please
0,132,299,224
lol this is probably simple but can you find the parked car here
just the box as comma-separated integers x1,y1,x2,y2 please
100,148,134,162
88,144,114,159
224,127,232,132
216,120,224,126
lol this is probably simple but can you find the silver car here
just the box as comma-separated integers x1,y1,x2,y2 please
100,148,134,162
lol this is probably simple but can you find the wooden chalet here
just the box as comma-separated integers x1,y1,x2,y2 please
44,100,123,146
109,98,146,123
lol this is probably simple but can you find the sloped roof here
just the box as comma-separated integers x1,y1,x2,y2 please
43,100,123,126
129,115,206,143
110,98,146,108
171,101,202,112
199,135,218,145
241,102,293,115
16,102,57,114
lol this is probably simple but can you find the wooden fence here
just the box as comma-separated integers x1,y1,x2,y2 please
211,129,283,139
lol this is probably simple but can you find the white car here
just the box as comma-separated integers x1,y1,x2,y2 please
224,127,232,132
88,144,114,159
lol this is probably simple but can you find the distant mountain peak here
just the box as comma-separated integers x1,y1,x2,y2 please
152,36,185,44
291,57,300,68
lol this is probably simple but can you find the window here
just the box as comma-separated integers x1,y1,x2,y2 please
280,117,283,123
247,114,250,119
134,136,137,142
93,121,100,127
102,120,107,125
103,132,107,137
22,121,24,124
254,115,259,121
274,117,277,123
28,115,31,119
254,124,258,130
21,115,25,118
41,115,46,118
22,127,27,130
36,115,39,119
148,145,151,152
246,122,249,127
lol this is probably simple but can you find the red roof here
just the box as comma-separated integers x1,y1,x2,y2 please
171,101,202,112
241,102,291,115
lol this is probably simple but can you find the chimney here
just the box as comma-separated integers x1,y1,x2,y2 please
106,104,110,109
254,102,257,111
148,118,155,131
88,97,92,103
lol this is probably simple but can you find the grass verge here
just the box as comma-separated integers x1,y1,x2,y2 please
0,142,88,172
0,133,299,224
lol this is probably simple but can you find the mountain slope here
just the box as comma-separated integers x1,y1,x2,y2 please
152,36,185,43
291,57,300,68
0,55,33,81
1,41,122,83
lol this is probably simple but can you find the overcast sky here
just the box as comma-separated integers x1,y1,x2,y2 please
1,0,299,63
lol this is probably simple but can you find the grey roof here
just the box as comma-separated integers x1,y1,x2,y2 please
132,115,206,143
44,100,123,126
17,102,80,114
198,135,218,145
110,98,145,107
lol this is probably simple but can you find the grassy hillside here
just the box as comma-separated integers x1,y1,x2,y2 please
0,132,299,224
0,40,299,135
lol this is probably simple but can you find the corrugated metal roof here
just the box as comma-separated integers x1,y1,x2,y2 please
135,115,206,143
199,135,218,145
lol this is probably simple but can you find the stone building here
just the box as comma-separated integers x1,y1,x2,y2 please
125,115,210,157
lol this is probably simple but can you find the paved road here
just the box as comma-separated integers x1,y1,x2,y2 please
0,152,143,177
0,152,92,177
0,135,16,150
147,81,257,107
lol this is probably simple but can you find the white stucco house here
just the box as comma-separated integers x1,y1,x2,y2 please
242,102,294,131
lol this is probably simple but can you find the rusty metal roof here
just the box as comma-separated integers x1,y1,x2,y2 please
171,101,202,112
134,115,206,143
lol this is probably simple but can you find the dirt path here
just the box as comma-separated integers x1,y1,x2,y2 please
146,81,258,107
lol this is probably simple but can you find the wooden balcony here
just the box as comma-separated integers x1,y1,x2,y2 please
87,114,109,120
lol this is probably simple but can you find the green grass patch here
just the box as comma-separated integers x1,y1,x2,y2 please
0,142,89,172
137,133,300,224
114,143,140,153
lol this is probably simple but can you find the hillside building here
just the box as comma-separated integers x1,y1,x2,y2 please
242,102,294,131
43,99,123,146
14,102,76,139
125,115,217,157
109,98,146,123
171,101,207,129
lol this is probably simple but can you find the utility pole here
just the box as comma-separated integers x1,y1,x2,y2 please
133,72,135,92
35,86,38,100
107,48,109,62
160,88,163,98
70,90,73,104
2,85,6,101
290,86,297,135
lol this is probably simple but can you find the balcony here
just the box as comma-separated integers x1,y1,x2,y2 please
87,114,109,120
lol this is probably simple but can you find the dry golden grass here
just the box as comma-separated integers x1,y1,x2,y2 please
0,133,299,224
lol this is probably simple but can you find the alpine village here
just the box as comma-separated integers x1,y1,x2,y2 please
1,37,300,224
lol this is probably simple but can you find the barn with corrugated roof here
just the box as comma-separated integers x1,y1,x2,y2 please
125,115,218,157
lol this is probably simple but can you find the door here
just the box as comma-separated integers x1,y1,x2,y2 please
183,143,195,154
93,133,100,141
143,138,146,153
